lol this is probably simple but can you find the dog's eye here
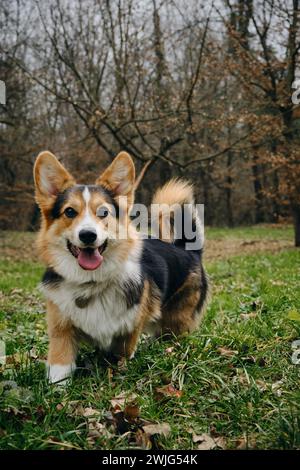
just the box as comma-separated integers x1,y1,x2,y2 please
64,207,78,218
97,206,109,218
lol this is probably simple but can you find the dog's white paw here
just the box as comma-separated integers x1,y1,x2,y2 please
47,363,76,385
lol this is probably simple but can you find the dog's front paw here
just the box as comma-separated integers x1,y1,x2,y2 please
47,363,76,385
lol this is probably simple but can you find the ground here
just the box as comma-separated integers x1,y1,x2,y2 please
0,225,299,450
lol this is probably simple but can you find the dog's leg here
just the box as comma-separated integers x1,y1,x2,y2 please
111,280,161,360
160,272,205,336
110,328,141,360
46,300,77,385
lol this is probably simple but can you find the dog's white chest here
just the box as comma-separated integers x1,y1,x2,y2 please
44,282,138,350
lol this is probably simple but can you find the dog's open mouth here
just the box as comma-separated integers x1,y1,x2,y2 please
67,240,107,271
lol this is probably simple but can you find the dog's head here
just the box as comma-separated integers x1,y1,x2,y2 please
34,151,137,280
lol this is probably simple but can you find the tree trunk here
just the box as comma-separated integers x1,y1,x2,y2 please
226,152,234,227
293,205,300,247
252,154,264,223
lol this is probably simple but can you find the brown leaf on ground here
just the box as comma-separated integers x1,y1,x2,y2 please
142,423,171,437
82,407,101,418
64,401,101,418
154,384,183,400
217,347,238,357
124,404,140,423
110,391,137,409
192,432,226,450
87,419,112,442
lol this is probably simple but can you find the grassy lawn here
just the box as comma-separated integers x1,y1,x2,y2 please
0,226,299,450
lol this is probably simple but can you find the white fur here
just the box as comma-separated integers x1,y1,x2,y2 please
40,165,58,196
48,363,75,384
47,233,143,286
74,186,107,247
82,186,91,205
41,243,143,351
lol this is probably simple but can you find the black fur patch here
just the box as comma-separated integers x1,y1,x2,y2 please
195,265,208,315
121,279,144,309
173,209,197,249
51,187,75,219
88,185,120,219
141,238,201,305
42,268,63,286
50,185,119,219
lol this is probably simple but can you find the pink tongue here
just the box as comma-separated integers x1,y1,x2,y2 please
78,248,103,270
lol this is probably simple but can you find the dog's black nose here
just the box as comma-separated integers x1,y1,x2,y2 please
79,229,97,245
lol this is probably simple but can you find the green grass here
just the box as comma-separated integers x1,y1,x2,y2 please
0,227,299,450
206,224,294,240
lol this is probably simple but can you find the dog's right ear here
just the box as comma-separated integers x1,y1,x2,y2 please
34,151,75,209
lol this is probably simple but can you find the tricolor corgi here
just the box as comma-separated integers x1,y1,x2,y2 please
33,151,208,384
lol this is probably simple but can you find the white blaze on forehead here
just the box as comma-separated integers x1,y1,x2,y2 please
75,186,97,236
74,186,107,245
71,186,107,246
80,186,94,226
82,186,91,206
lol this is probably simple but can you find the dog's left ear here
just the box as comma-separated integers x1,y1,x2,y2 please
96,152,135,200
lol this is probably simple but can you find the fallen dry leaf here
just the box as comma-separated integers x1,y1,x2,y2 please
124,404,140,422
215,436,226,449
87,419,112,441
142,423,171,437
82,407,101,418
217,347,238,357
64,401,101,418
193,433,226,450
110,391,137,409
155,384,183,400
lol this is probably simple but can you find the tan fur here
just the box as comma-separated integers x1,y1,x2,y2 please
47,300,77,365
111,280,161,358
160,271,202,335
152,178,194,207
152,179,194,242
34,151,75,217
96,151,135,207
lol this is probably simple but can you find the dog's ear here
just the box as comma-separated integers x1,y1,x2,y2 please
96,152,135,200
34,151,75,208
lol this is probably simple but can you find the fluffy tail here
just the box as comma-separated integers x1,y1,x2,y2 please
151,179,202,250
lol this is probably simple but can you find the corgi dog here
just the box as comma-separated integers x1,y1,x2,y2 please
34,151,208,384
